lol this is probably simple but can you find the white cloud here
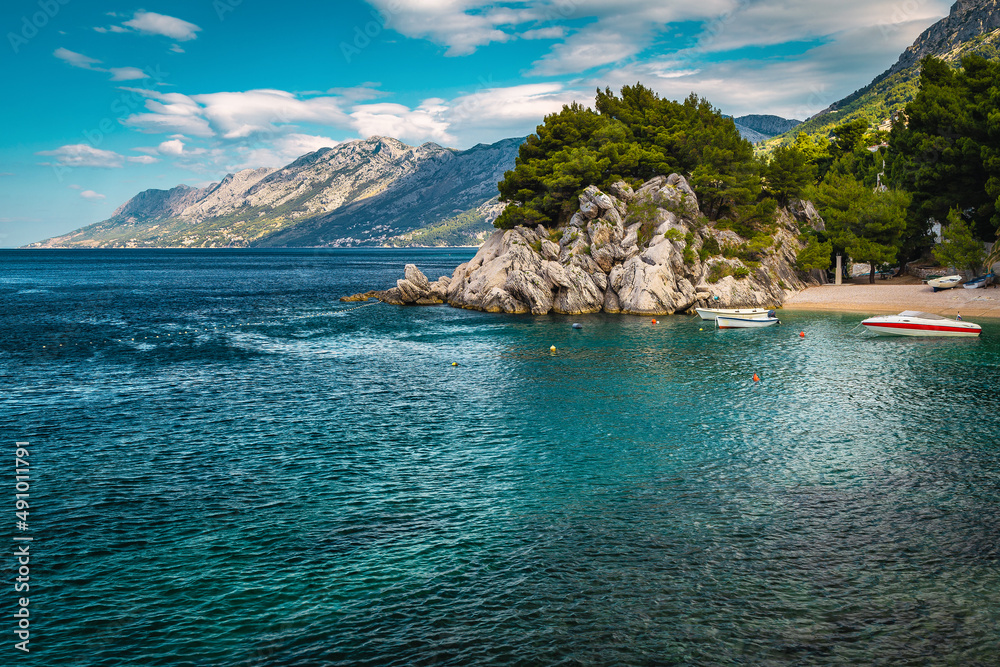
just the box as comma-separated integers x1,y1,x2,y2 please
128,155,159,164
53,47,106,71
109,67,150,81
122,88,350,140
170,44,185,53
521,27,565,40
68,184,81,189
593,13,948,120
368,0,516,56
447,82,577,131
122,11,201,41
234,133,341,169
350,101,454,144
158,139,186,155
529,26,645,76
687,0,951,54
80,190,107,201
36,144,124,168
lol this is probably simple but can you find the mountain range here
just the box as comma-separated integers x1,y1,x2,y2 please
30,1,1000,248
31,137,522,248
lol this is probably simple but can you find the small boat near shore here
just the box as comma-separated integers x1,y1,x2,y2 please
927,275,962,291
861,311,981,337
716,315,780,329
695,307,773,321
962,273,993,289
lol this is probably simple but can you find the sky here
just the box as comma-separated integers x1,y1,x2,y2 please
0,0,952,247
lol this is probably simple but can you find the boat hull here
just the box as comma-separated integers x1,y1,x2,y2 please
962,273,993,289
927,275,962,291
716,316,780,329
695,307,772,321
862,316,981,337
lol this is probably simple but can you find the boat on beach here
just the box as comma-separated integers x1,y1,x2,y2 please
861,311,982,337
927,275,962,291
695,307,773,321
962,273,993,289
716,315,780,329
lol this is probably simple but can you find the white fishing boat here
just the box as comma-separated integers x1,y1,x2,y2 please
861,311,981,337
695,307,773,321
715,316,780,329
962,273,993,289
927,275,962,291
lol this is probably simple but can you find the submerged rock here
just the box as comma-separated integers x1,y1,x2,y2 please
343,174,818,315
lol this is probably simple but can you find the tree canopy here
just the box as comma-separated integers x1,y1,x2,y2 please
888,54,1000,240
495,85,762,229
495,59,1000,278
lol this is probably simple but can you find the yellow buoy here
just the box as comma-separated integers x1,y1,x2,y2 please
550,345,556,352
451,362,458,366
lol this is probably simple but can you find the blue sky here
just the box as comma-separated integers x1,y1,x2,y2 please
1,0,951,247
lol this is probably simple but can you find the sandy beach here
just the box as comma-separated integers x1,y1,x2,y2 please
782,275,1000,319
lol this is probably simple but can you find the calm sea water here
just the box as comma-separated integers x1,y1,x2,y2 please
2,248,999,666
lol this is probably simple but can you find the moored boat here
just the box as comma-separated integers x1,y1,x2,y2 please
861,311,981,337
927,275,962,291
695,307,773,321
716,315,780,329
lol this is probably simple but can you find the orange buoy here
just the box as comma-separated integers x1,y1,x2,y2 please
799,331,805,338
651,319,658,324
752,372,760,382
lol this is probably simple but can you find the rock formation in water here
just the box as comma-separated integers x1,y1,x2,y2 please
345,174,822,315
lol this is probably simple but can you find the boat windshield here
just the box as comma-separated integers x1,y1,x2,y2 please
899,310,946,320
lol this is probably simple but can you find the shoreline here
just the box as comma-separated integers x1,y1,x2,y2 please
782,280,1000,319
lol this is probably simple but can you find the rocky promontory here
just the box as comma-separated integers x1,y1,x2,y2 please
345,174,822,316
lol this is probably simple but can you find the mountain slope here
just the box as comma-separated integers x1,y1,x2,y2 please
259,138,521,246
768,0,1000,145
30,136,523,248
731,114,802,144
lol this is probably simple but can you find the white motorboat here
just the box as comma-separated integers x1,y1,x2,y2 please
861,311,981,337
695,307,773,321
927,275,962,291
716,315,780,329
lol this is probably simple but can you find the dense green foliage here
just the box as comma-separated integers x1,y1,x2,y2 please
807,171,910,282
795,237,833,271
934,209,987,274
888,54,1000,240
497,55,1000,277
765,143,816,205
496,85,763,229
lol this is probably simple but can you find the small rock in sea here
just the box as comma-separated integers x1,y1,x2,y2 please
572,323,583,329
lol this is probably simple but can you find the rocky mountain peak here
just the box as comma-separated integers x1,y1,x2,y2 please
889,0,1000,76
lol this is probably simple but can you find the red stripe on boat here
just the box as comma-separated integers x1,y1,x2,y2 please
864,322,978,333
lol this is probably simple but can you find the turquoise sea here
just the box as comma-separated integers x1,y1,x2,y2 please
2,248,1000,666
